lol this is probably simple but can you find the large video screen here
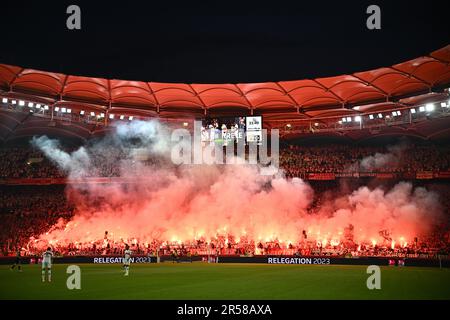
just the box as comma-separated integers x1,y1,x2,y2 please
201,116,262,146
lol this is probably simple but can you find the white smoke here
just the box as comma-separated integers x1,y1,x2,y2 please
360,141,410,170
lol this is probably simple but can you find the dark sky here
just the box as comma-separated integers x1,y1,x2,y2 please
0,0,448,83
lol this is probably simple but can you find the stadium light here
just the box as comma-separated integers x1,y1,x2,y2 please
100,113,105,118
341,117,346,123
410,108,416,114
346,117,351,122
61,107,67,113
12,100,17,105
397,110,401,116
67,109,71,113
54,107,60,111
44,105,49,110
90,112,95,116
183,122,189,127
80,110,85,115
338,120,342,124
369,114,374,120
120,115,125,120
419,106,425,112
425,103,434,111
286,123,292,128
129,116,134,121
28,102,34,108
109,114,114,119
314,122,319,127
36,104,41,109
354,116,361,122
2,98,7,103
19,100,25,106
378,113,383,118
441,102,447,108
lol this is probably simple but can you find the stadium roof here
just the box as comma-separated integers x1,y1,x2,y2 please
1,45,449,121
1,45,450,143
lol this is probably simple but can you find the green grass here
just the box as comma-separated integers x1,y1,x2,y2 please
1,263,449,299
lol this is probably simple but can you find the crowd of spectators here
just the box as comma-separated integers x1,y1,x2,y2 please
1,182,449,258
281,144,450,178
17,227,450,259
0,143,449,179
0,143,449,259
0,186,74,255
0,146,167,179
0,148,65,178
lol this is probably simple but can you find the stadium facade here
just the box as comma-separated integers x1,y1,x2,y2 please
0,45,449,143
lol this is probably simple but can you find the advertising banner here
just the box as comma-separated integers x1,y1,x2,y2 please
307,173,336,180
416,172,434,179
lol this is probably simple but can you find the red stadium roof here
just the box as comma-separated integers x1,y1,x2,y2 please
1,45,449,121
1,45,450,143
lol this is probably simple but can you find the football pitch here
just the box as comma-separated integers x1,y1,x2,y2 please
1,263,449,300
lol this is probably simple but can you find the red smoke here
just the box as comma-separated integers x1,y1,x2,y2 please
31,121,444,248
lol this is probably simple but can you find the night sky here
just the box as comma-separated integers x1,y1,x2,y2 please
0,0,448,83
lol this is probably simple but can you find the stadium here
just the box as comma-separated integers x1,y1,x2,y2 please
0,3,449,301
1,44,449,300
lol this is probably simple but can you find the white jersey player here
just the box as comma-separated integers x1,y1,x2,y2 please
42,247,53,282
123,244,132,276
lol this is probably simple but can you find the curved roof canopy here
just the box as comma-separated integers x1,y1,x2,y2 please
0,46,449,121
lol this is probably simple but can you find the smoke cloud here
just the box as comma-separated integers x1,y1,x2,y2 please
31,121,444,247
360,141,409,171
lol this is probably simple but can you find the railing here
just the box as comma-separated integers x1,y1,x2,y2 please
0,171,449,185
